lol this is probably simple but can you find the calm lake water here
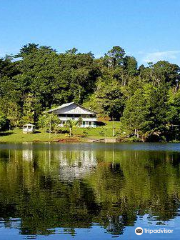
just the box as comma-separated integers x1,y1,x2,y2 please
0,143,180,240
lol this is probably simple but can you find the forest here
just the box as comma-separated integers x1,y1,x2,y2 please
0,43,180,141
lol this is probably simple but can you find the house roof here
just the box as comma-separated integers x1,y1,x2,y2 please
46,102,96,115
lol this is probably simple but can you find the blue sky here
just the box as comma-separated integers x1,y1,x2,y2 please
0,0,180,66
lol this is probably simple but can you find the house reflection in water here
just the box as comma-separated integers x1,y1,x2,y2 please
58,150,97,181
22,147,33,161
20,144,97,181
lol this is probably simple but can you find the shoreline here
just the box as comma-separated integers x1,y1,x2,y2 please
0,129,179,143
0,137,118,144
0,137,179,144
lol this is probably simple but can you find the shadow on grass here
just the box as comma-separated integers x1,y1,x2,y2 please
96,121,106,126
34,131,41,134
0,131,13,136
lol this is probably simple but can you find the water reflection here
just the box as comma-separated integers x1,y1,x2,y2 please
0,143,180,239
59,150,97,181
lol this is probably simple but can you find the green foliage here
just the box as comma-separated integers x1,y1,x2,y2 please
104,46,125,68
65,119,78,137
123,56,138,76
149,84,169,129
121,83,170,139
121,88,151,137
0,112,8,130
0,43,180,141
38,113,61,133
167,90,180,125
84,78,125,120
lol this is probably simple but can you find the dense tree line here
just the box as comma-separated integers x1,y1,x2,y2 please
0,43,180,141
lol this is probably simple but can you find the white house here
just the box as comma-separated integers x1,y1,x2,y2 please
46,102,97,127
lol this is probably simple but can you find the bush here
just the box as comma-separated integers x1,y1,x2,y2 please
0,112,9,131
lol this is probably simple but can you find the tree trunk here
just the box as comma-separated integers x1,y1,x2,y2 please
135,129,139,138
137,130,139,138
134,129,137,136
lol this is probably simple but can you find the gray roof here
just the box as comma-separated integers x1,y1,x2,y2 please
46,102,96,115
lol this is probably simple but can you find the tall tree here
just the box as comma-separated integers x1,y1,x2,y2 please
104,46,125,68
84,78,125,120
121,88,151,138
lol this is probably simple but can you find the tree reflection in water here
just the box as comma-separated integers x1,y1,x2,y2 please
0,143,180,237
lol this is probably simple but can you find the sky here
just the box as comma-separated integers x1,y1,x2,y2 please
0,0,180,66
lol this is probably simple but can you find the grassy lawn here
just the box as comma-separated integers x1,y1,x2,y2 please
0,128,68,143
0,121,122,142
73,121,122,138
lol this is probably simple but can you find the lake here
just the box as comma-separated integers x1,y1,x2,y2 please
0,142,180,240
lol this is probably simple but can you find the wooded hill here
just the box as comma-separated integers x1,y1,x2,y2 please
0,43,180,141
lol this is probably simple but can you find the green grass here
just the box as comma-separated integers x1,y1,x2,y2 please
73,121,122,138
0,128,67,143
0,121,122,142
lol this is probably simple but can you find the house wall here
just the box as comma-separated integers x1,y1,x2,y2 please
59,117,97,128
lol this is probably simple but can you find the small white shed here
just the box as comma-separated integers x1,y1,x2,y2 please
23,124,35,134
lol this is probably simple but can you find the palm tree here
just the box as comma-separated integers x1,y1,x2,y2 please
65,119,77,137
76,117,83,127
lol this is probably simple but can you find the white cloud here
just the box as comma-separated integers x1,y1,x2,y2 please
143,50,180,63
